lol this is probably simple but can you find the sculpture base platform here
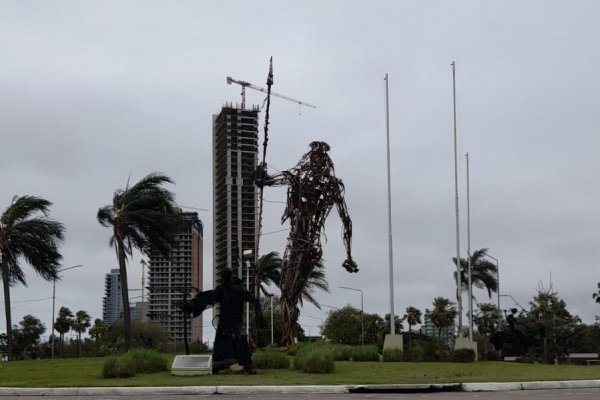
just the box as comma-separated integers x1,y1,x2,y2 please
171,355,212,376
383,333,403,352
454,337,478,361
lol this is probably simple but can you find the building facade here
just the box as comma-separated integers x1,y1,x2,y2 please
212,104,258,290
422,309,456,348
102,268,123,325
147,212,203,343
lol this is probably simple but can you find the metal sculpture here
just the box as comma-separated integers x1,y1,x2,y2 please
255,141,358,345
185,268,256,374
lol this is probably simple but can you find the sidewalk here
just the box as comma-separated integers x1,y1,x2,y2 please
1,380,600,396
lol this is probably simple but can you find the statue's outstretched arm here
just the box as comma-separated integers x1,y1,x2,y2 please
335,182,358,273
254,162,291,187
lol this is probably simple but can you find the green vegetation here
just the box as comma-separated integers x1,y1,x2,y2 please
349,345,379,361
4,357,600,387
383,348,403,362
102,350,168,378
294,345,335,374
252,351,290,369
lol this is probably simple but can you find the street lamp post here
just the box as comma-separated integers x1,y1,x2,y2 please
338,286,364,346
51,264,83,359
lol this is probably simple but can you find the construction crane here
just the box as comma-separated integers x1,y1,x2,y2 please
226,76,317,110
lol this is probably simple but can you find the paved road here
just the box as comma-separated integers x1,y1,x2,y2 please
6,388,600,400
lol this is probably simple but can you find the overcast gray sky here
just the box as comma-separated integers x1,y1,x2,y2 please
2,1,600,344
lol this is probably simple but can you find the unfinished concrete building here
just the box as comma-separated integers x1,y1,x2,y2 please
147,212,204,343
212,104,258,291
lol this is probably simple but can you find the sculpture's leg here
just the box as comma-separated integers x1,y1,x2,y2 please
280,299,299,346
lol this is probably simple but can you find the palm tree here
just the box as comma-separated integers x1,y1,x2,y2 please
452,248,498,299
89,318,108,355
593,283,600,304
430,297,457,342
97,172,180,351
298,260,330,308
54,306,73,357
255,251,282,297
0,195,64,361
404,306,422,349
73,310,91,357
474,303,500,355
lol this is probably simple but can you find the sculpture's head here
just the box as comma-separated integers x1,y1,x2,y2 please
309,141,330,153
220,267,233,284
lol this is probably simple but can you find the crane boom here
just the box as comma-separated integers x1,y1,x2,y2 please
227,76,317,109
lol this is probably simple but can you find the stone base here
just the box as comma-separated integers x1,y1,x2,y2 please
171,354,212,376
383,334,403,352
454,337,478,361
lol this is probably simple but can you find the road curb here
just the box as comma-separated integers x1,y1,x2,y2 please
1,380,600,396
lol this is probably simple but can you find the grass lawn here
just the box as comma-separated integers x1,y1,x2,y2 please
2,356,600,387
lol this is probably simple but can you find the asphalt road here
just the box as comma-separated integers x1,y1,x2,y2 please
6,388,600,400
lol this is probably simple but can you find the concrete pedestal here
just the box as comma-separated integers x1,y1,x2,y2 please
454,337,478,361
383,334,403,352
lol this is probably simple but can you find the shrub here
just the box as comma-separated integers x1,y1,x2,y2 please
294,348,334,373
486,350,500,361
102,355,136,378
125,349,168,373
253,351,290,369
382,348,403,362
331,344,352,361
453,348,476,363
349,345,380,362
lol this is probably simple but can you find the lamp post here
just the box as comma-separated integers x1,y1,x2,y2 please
338,286,364,346
51,264,83,359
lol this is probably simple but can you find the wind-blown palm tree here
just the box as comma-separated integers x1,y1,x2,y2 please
0,195,64,361
54,306,73,357
298,260,329,309
452,248,498,299
97,172,180,351
404,306,422,349
73,310,91,357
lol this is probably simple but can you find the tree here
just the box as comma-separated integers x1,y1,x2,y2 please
452,248,498,299
89,319,108,355
255,251,282,297
72,310,91,357
0,195,64,361
430,297,457,341
298,259,330,309
13,314,45,360
474,303,500,355
97,172,180,351
404,306,422,349
323,305,362,345
54,306,73,357
528,284,581,364
593,282,600,305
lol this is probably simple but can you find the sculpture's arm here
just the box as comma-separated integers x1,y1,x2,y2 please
335,182,358,273
186,290,216,318
254,162,291,188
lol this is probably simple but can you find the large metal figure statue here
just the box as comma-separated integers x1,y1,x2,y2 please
255,141,358,345
185,268,256,374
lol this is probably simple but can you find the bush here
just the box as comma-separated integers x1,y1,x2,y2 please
253,351,290,369
331,344,352,361
294,348,334,373
125,349,168,373
382,348,403,362
486,350,500,361
102,355,136,378
350,345,380,362
102,349,168,378
453,348,476,363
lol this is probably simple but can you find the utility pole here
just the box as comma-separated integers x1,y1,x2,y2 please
466,152,473,341
451,61,463,335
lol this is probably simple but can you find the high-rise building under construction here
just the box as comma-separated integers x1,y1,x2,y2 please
212,104,258,291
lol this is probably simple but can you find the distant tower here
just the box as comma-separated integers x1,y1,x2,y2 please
212,104,258,290
147,212,204,343
102,269,123,325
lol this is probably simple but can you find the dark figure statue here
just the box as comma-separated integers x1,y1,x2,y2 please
255,141,358,346
185,267,255,374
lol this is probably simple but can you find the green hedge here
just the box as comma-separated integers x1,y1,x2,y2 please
102,349,168,378
382,348,403,362
253,351,290,369
349,345,380,361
